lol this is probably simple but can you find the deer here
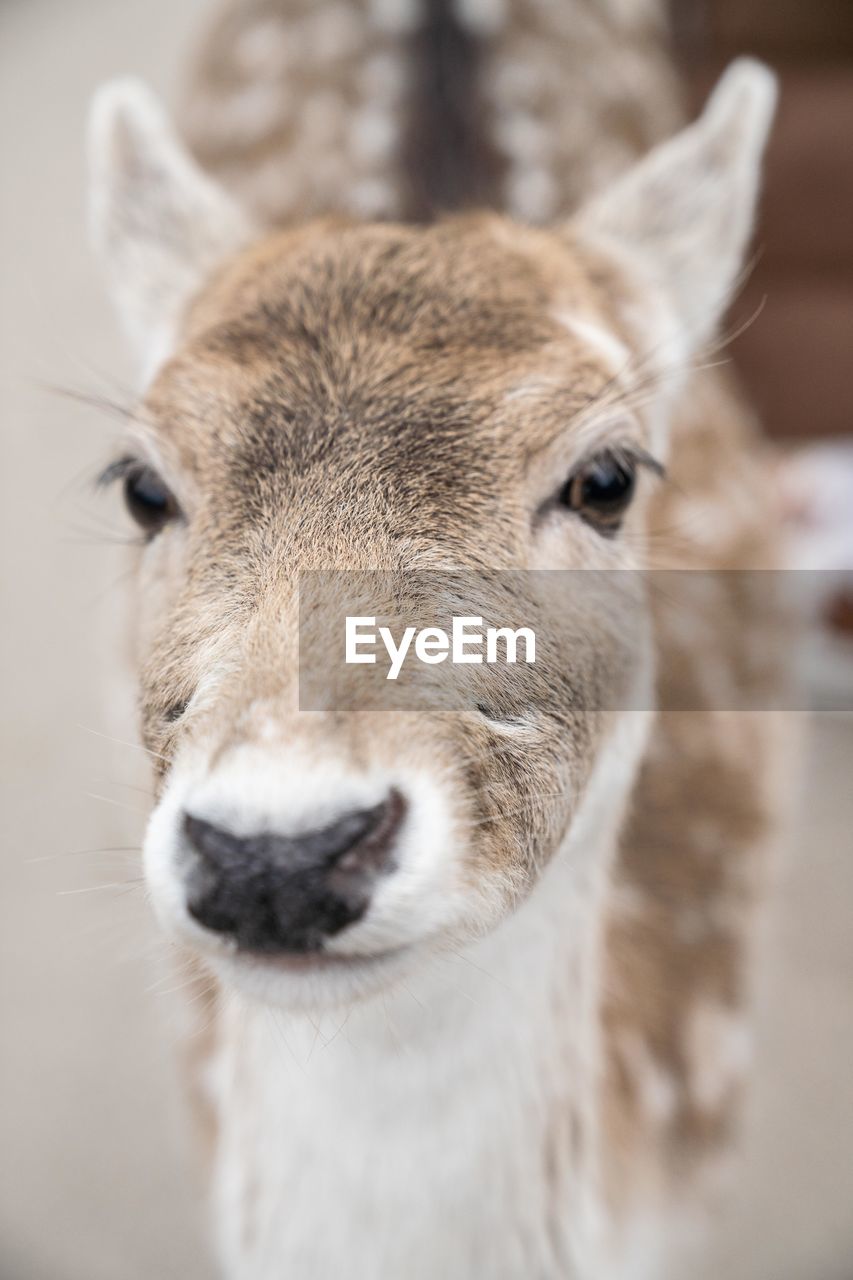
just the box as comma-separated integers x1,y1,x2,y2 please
87,1,792,1276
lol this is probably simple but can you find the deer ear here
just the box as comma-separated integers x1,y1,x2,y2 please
88,79,252,377
573,59,777,361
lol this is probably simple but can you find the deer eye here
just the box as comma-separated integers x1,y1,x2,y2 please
123,464,180,535
560,450,637,534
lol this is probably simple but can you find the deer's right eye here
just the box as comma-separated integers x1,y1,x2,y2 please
123,464,180,536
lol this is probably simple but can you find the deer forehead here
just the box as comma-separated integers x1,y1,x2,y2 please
142,218,630,511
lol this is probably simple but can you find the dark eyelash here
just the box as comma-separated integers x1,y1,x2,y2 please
95,455,139,490
600,444,666,481
634,448,666,480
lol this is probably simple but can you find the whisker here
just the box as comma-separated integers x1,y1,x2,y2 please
26,845,142,865
57,878,145,896
76,723,169,765
40,380,138,424
444,947,513,993
85,791,150,817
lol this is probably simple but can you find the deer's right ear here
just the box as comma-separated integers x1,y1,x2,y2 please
88,79,252,377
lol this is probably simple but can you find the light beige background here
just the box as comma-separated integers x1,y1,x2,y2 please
1,2,851,1278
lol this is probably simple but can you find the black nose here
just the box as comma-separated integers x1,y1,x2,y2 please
182,790,405,954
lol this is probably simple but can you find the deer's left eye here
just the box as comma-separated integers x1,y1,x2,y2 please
123,464,180,535
560,450,637,534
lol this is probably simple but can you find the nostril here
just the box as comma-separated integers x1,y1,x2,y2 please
180,789,407,952
182,812,250,868
330,788,406,875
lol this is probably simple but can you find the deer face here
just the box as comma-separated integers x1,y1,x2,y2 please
89,65,775,1007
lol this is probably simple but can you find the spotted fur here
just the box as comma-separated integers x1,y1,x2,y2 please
182,0,683,225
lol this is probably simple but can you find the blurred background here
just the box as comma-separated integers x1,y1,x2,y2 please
0,2,851,1278
676,0,853,444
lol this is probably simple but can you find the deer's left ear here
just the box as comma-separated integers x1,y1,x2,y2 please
88,79,253,378
572,59,777,362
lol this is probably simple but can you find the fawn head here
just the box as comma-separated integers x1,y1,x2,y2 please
89,62,775,1006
